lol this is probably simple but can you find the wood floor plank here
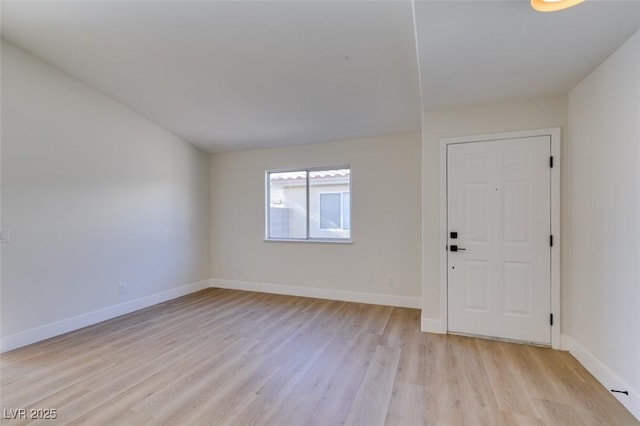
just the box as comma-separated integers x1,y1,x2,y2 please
1,288,637,426
475,338,544,420
450,336,503,426
385,383,427,426
264,331,380,425
344,344,401,426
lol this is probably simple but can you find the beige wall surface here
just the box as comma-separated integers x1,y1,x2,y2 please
565,31,640,395
0,41,210,337
210,133,421,298
421,95,569,321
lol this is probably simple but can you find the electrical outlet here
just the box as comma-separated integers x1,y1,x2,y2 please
387,276,395,287
0,229,9,243
118,283,126,296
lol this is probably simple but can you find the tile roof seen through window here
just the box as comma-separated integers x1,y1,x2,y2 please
270,169,350,181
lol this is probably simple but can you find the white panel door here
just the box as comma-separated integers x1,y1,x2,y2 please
447,136,551,344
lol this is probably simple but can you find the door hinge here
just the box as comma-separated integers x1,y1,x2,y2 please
550,313,554,326
550,156,554,168
550,235,553,247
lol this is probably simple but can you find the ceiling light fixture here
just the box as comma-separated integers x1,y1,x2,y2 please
530,0,585,12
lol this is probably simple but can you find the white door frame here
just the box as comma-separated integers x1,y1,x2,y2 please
439,128,561,349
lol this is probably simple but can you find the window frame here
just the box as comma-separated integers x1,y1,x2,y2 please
265,165,352,243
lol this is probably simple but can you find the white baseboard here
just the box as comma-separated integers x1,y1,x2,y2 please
0,280,210,353
211,279,421,309
563,335,640,421
421,317,444,334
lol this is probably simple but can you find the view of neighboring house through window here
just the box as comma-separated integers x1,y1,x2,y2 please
267,167,351,241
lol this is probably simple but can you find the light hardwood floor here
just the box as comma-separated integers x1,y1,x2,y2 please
1,288,637,425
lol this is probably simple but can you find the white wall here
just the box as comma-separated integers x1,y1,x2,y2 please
565,30,640,411
210,133,421,306
0,41,210,346
421,96,568,323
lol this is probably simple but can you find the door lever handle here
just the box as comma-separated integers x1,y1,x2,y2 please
450,245,466,252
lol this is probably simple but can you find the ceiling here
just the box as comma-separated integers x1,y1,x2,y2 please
2,1,639,153
414,0,640,109
1,1,421,152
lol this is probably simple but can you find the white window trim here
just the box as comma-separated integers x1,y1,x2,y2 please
265,165,351,242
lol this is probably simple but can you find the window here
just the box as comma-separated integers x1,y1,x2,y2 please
267,166,351,241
